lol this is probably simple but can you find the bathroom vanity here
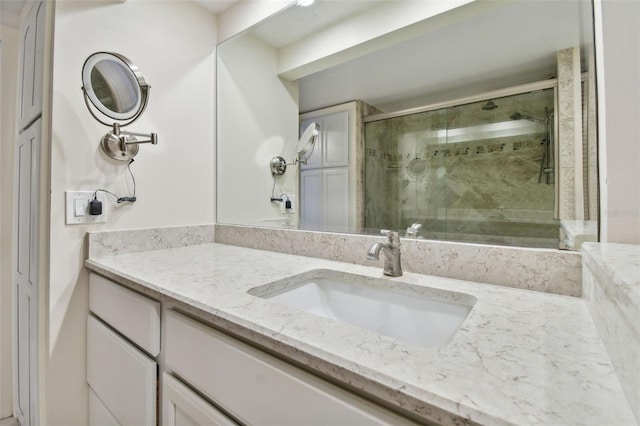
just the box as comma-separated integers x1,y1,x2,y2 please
84,227,636,425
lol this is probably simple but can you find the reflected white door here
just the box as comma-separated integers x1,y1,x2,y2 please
299,110,350,230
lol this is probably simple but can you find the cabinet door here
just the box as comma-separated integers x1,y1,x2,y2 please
300,112,349,170
301,168,349,230
300,118,322,170
87,315,157,426
322,111,349,168
163,373,238,426
300,169,323,229
324,168,349,228
18,0,45,129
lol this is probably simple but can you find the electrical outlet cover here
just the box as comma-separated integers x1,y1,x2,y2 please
65,191,107,225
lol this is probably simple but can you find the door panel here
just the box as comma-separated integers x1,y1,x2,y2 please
300,170,322,229
18,1,45,129
324,168,349,228
322,111,349,168
14,120,40,426
300,118,322,170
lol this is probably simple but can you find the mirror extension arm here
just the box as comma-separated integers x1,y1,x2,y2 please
112,123,158,153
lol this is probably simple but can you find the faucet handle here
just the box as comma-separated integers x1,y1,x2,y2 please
408,223,422,231
405,223,423,237
380,229,401,247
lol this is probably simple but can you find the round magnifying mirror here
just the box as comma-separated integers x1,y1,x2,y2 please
82,52,147,122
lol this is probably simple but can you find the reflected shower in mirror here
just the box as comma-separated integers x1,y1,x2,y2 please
365,87,557,248
216,0,598,250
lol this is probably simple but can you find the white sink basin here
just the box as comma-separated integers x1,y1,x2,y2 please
249,270,476,347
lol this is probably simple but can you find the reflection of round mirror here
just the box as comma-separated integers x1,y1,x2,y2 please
82,52,147,121
296,122,319,163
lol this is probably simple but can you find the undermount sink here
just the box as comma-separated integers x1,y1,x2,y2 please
249,270,476,347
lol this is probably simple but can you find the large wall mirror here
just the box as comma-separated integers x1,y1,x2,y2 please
216,0,597,250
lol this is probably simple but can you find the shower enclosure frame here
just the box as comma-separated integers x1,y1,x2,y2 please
364,78,560,219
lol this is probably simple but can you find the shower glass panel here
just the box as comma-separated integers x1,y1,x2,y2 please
365,108,447,233
364,89,557,248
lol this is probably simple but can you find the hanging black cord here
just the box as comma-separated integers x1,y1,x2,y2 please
270,174,282,202
127,158,136,199
94,159,137,203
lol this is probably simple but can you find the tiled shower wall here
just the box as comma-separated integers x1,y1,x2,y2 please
365,89,557,247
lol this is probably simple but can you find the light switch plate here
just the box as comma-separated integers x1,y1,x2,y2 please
65,191,107,225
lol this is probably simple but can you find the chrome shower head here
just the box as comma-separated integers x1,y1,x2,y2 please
510,111,546,124
482,100,498,110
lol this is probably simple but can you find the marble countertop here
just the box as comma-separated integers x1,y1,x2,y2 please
85,243,635,425
582,242,640,306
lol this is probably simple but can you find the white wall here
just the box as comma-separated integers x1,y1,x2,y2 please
0,23,19,420
48,1,216,423
217,34,299,227
595,0,640,244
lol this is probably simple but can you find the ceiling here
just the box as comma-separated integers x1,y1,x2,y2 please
251,0,383,48
244,0,592,114
0,0,238,27
192,0,238,14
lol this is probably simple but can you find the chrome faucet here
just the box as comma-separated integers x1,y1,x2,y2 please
367,230,402,277
405,223,422,238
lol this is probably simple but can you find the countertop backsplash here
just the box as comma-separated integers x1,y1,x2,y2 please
87,223,582,296
214,224,582,297
86,224,215,258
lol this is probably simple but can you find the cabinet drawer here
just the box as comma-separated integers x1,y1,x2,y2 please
165,310,414,425
163,373,238,426
87,315,157,426
89,272,160,356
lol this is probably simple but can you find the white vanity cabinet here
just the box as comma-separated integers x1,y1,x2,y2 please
164,309,415,426
18,0,46,129
86,274,415,425
87,273,160,426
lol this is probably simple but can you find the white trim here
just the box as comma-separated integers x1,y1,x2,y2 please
364,79,558,123
593,0,607,242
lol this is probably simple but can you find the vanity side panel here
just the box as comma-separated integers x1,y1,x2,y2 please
582,243,640,422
